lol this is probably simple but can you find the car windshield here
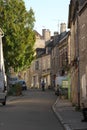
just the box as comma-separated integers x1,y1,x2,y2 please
10,77,18,81
19,80,25,84
9,77,18,85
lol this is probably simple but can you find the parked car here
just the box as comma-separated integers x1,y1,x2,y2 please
18,80,27,90
0,75,7,105
8,76,19,86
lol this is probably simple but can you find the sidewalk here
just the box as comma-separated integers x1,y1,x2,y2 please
52,98,87,130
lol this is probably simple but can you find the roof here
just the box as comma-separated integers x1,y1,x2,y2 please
79,0,87,14
36,48,46,58
58,31,69,43
45,39,54,47
45,31,69,49
68,0,78,28
79,0,87,6
53,31,69,47
36,48,45,51
46,40,54,47
34,30,43,39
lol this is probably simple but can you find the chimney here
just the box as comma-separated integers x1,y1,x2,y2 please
42,29,51,41
60,23,66,33
54,31,59,36
53,31,59,44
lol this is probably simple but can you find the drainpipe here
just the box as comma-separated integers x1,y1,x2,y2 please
77,7,80,109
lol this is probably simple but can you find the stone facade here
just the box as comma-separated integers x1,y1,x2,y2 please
78,1,87,103
29,57,42,88
27,48,51,89
41,54,51,89
51,27,69,89
57,32,69,76
34,30,45,50
27,29,51,89
68,0,87,105
68,0,79,104
51,33,59,88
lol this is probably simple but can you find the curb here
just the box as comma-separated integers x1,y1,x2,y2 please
7,94,24,102
52,99,72,130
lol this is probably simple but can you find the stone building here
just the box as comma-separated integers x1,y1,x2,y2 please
51,23,69,89
68,0,79,105
40,51,51,89
33,30,45,50
68,0,87,106
28,55,43,88
27,29,52,89
78,0,87,103
57,31,69,76
18,30,45,88
51,32,59,88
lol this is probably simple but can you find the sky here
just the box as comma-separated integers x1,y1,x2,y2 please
24,0,70,35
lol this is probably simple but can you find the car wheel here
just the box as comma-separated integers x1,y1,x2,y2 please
2,97,6,106
2,101,6,106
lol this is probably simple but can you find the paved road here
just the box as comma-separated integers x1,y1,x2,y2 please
0,89,64,130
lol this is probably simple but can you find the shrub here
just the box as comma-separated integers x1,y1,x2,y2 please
8,83,22,96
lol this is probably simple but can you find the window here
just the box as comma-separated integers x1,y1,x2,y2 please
81,36,86,51
35,61,39,70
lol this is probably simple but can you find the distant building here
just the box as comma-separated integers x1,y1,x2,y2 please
51,23,69,89
27,29,52,88
34,30,45,49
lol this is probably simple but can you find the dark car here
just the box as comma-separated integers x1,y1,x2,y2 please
18,80,27,90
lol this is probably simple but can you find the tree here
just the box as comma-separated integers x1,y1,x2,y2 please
0,0,36,73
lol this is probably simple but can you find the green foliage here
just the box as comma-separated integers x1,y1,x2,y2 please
8,83,22,96
0,0,36,72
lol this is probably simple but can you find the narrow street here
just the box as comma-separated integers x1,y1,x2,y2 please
0,89,64,130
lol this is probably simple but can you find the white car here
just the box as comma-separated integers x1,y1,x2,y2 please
0,77,7,106
0,91,7,105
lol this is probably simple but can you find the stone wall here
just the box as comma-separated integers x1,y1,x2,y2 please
79,5,87,100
